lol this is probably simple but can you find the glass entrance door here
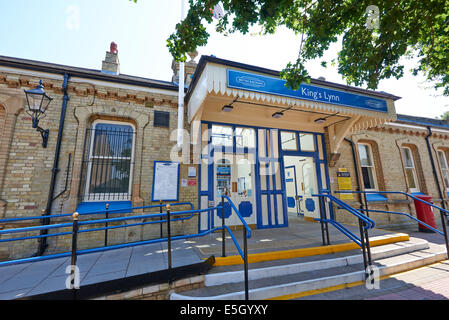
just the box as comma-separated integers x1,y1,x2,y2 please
283,156,320,220
214,152,257,228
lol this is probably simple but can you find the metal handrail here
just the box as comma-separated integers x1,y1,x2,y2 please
313,192,374,279
313,193,375,230
334,190,449,258
221,195,250,300
0,198,252,300
335,190,449,216
0,207,198,241
359,208,444,236
0,202,194,224
314,218,362,247
222,195,252,238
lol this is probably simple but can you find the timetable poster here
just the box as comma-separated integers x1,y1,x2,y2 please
152,161,180,201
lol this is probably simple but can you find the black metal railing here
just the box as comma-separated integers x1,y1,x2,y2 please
313,192,376,282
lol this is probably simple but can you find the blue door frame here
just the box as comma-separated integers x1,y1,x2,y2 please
198,121,333,232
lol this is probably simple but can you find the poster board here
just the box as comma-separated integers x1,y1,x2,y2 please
151,161,180,201
337,168,354,200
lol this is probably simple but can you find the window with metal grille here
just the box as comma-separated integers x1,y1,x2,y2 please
154,111,170,128
80,120,135,201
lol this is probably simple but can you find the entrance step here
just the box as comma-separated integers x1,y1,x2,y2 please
212,233,410,266
170,237,448,300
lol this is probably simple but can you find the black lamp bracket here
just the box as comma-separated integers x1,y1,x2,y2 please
35,126,49,148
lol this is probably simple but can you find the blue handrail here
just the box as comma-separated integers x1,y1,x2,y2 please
222,195,252,238
0,200,252,267
358,208,444,236
0,202,194,224
313,193,375,230
0,206,204,241
335,190,449,216
315,218,362,247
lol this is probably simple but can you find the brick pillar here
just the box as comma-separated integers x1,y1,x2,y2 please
0,95,25,218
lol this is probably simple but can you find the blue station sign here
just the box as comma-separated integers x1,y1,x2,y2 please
227,69,389,113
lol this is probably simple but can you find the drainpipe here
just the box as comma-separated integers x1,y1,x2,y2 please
344,138,362,202
424,126,447,211
37,72,70,256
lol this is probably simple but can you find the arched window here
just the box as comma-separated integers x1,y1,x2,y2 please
437,150,449,193
83,120,136,201
401,146,420,193
357,143,378,190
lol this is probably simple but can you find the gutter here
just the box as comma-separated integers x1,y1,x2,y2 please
0,55,178,92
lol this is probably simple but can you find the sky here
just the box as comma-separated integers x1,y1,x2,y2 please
0,0,447,118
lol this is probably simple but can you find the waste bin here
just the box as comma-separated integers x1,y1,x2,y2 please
413,195,437,233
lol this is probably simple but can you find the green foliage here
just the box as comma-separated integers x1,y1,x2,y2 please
441,111,449,120
131,0,449,94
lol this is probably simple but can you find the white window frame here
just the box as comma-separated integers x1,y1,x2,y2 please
401,146,420,193
83,119,136,202
437,150,449,193
357,143,378,191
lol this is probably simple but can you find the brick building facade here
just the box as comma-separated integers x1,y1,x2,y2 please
0,46,448,260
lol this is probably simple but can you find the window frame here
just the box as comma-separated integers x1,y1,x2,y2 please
437,149,449,193
83,119,136,202
401,146,420,193
357,142,378,191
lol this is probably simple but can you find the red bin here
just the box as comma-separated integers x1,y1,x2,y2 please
413,195,437,233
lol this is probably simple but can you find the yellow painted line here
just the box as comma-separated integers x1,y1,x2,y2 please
268,259,449,300
212,234,409,266
267,275,391,300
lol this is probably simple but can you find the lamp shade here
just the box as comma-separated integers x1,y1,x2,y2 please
272,112,284,119
24,80,52,116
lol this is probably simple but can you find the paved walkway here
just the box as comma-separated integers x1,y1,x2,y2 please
0,240,202,300
0,215,396,300
295,227,449,300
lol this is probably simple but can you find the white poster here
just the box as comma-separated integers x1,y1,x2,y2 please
152,161,179,201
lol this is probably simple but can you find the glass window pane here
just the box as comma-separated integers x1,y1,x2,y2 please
281,131,297,151
300,134,315,152
438,151,448,170
212,125,233,147
402,148,413,168
237,159,253,197
361,167,375,189
358,144,373,167
236,127,255,148
443,171,449,188
216,159,231,198
89,159,131,194
405,168,417,189
93,123,133,158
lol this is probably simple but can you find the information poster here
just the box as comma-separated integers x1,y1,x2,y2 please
337,168,353,200
152,161,180,201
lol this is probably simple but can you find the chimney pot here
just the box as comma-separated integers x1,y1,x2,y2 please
110,42,118,54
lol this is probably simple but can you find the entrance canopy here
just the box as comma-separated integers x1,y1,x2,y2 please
186,56,400,155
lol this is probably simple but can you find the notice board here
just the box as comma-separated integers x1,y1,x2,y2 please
151,161,180,201
337,168,353,200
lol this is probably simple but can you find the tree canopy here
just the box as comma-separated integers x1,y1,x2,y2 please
132,0,449,96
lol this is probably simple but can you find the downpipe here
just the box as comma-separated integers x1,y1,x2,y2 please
424,126,447,224
36,73,70,256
